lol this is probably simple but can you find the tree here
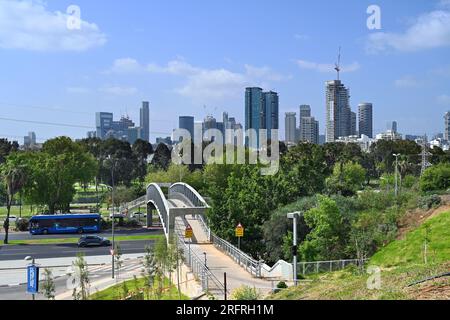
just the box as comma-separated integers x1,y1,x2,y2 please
326,162,366,196
100,138,136,187
142,246,157,299
1,161,27,244
420,163,450,192
300,196,350,261
42,268,56,300
19,138,98,214
151,143,172,171
132,139,154,183
71,254,90,300
0,138,19,165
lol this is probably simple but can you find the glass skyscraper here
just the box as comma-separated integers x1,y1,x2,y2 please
245,87,279,148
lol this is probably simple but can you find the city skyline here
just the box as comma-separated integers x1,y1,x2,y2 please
0,0,450,142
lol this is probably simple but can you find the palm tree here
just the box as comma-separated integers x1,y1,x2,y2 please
2,165,27,244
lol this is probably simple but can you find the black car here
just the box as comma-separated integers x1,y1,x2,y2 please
78,235,111,248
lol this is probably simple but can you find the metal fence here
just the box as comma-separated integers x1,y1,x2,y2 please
297,259,367,275
174,218,226,296
197,215,262,278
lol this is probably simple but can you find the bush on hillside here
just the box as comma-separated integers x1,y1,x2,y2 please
231,286,261,300
420,163,450,192
418,195,441,210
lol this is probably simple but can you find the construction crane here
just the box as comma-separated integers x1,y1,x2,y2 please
335,47,341,81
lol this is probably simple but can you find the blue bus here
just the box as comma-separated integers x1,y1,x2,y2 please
29,214,102,235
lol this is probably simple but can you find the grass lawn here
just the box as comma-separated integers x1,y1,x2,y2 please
370,211,450,267
0,205,34,219
7,234,164,246
268,262,449,300
90,277,189,300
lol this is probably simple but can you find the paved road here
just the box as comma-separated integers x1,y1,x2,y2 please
0,240,156,261
0,257,145,300
0,228,162,241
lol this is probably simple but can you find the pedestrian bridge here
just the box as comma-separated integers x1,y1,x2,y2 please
121,182,294,298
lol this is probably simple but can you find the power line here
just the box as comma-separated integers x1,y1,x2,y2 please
0,102,174,123
0,117,172,136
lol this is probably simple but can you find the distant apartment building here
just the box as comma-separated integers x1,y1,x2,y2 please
245,87,279,148
285,112,297,146
325,80,351,142
179,116,195,142
358,103,373,138
351,111,357,136
140,101,150,142
94,101,150,145
387,121,398,134
445,112,450,141
300,117,319,145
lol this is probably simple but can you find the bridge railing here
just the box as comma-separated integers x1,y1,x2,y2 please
174,219,226,296
198,215,262,278
119,195,146,214
147,184,170,237
169,183,209,208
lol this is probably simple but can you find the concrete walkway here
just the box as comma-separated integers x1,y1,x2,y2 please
183,216,272,299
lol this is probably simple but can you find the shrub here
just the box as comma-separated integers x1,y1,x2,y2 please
420,163,450,192
273,281,288,294
231,286,261,300
15,218,29,232
418,195,441,210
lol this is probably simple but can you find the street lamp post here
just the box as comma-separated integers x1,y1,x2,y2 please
287,212,301,286
106,156,116,279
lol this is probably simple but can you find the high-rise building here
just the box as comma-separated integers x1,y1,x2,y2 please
351,111,357,136
300,117,319,144
203,115,218,142
245,87,279,148
263,91,279,142
96,112,114,139
444,112,450,141
387,121,398,134
299,105,311,121
285,112,297,145
179,116,195,142
358,103,373,138
325,80,351,142
140,101,150,142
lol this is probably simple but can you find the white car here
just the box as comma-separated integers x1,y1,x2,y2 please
3,216,18,225
131,212,147,219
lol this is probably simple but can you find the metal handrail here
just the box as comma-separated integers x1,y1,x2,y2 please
119,195,146,213
173,221,226,295
297,259,368,275
146,184,170,237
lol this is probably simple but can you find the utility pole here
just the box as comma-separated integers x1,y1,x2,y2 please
107,156,116,279
420,134,431,176
393,154,400,197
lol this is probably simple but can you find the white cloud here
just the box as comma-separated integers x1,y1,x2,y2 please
295,59,360,73
437,94,450,105
99,86,138,96
394,75,422,88
108,58,288,101
366,10,450,53
108,58,142,74
0,0,106,51
66,87,90,94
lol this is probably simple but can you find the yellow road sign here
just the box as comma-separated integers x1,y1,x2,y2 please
235,223,244,238
185,225,193,239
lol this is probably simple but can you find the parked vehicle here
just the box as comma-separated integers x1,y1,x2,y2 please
78,235,111,248
131,212,147,219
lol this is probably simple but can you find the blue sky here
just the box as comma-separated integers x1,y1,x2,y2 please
0,0,450,142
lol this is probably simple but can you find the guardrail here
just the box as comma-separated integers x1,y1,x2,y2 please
197,215,262,278
169,183,209,208
174,219,226,296
119,195,146,214
297,259,367,275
